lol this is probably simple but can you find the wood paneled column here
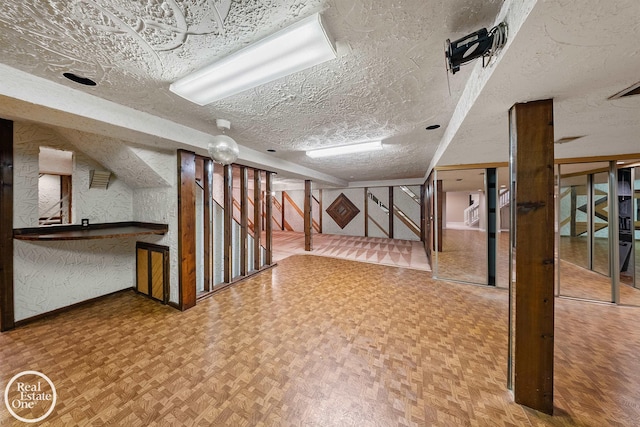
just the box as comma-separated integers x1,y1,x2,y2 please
265,173,273,265
254,171,262,271
304,179,312,251
509,99,555,414
240,166,248,276
436,179,443,252
0,118,14,331
388,186,394,239
177,150,196,310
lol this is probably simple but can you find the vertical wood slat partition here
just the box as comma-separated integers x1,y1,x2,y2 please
254,171,262,271
510,99,555,415
240,166,248,276
318,189,323,233
281,192,285,231
177,150,196,310
304,179,312,251
223,165,233,283
265,173,273,265
364,187,369,237
420,184,426,243
436,179,443,252
0,118,14,331
388,186,394,239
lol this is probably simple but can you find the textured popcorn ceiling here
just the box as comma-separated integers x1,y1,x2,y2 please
0,0,638,185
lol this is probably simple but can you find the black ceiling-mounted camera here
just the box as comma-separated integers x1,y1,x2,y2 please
445,23,507,74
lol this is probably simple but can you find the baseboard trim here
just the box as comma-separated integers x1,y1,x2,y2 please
13,288,134,329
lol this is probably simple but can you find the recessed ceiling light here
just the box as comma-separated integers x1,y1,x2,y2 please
500,184,507,188
63,72,96,86
617,161,626,165
267,149,276,153
425,124,441,130
306,140,383,158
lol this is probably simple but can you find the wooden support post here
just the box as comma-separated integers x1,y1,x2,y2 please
265,173,273,265
240,166,248,276
388,186,394,239
281,192,285,231
304,179,312,251
177,150,196,310
223,164,233,283
318,189,323,233
254,171,262,271
364,187,369,237
420,184,426,243
570,186,577,237
436,180,443,252
510,99,555,415
0,118,15,331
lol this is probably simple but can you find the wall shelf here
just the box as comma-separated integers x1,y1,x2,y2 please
13,221,168,241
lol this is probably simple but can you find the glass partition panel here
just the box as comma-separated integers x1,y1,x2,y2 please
212,162,225,286
434,168,488,285
620,162,640,306
496,167,510,288
232,220,241,279
213,202,224,286
247,169,256,272
558,162,611,302
592,171,610,276
195,181,205,293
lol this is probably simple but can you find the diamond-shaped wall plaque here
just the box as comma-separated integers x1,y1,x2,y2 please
326,193,360,229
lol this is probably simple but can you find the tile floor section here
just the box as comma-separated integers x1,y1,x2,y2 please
271,231,431,271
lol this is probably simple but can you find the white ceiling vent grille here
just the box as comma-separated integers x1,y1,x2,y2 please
90,170,112,189
609,81,640,100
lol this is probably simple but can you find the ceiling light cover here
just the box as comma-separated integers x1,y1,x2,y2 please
170,13,336,105
306,141,383,158
208,119,239,165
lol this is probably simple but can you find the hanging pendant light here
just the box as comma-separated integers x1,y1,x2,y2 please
208,119,239,165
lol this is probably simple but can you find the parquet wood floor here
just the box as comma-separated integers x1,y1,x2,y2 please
2,255,640,425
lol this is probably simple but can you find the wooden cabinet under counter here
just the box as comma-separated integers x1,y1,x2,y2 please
136,242,169,304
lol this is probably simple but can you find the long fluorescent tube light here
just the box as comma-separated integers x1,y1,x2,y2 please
306,141,383,158
170,13,336,105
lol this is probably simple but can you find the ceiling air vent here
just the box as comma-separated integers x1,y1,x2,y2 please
554,136,585,144
609,81,640,99
89,170,112,189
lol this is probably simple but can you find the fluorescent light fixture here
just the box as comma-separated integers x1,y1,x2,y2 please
306,140,383,158
170,13,336,105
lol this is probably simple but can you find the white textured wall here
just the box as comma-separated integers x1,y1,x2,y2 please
446,192,471,225
393,186,421,241
284,190,305,232
38,174,60,219
322,188,364,236
368,187,389,238
13,239,136,321
131,148,179,304
13,122,136,321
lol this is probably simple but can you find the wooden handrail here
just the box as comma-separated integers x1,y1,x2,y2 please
283,192,320,232
367,216,389,237
393,205,421,237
